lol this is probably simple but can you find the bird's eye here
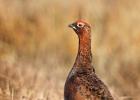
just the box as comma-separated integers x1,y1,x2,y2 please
77,22,84,28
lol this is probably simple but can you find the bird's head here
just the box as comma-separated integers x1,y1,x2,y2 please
68,20,91,36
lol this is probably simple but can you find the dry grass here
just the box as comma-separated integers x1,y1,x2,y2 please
0,0,140,100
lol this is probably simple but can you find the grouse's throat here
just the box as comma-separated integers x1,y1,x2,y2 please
74,31,92,67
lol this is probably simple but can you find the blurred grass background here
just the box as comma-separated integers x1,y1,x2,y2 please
0,0,140,100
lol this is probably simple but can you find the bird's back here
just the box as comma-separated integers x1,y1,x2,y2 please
64,67,114,100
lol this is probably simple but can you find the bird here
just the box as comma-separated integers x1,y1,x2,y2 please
64,20,114,100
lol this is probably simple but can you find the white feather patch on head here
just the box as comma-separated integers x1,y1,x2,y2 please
77,22,85,28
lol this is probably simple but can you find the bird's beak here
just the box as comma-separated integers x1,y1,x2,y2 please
68,23,77,30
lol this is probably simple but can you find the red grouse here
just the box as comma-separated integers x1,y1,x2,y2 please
64,20,114,100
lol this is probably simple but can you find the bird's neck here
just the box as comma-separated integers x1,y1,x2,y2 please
74,31,92,67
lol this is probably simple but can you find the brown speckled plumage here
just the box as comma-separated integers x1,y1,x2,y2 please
64,20,114,100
